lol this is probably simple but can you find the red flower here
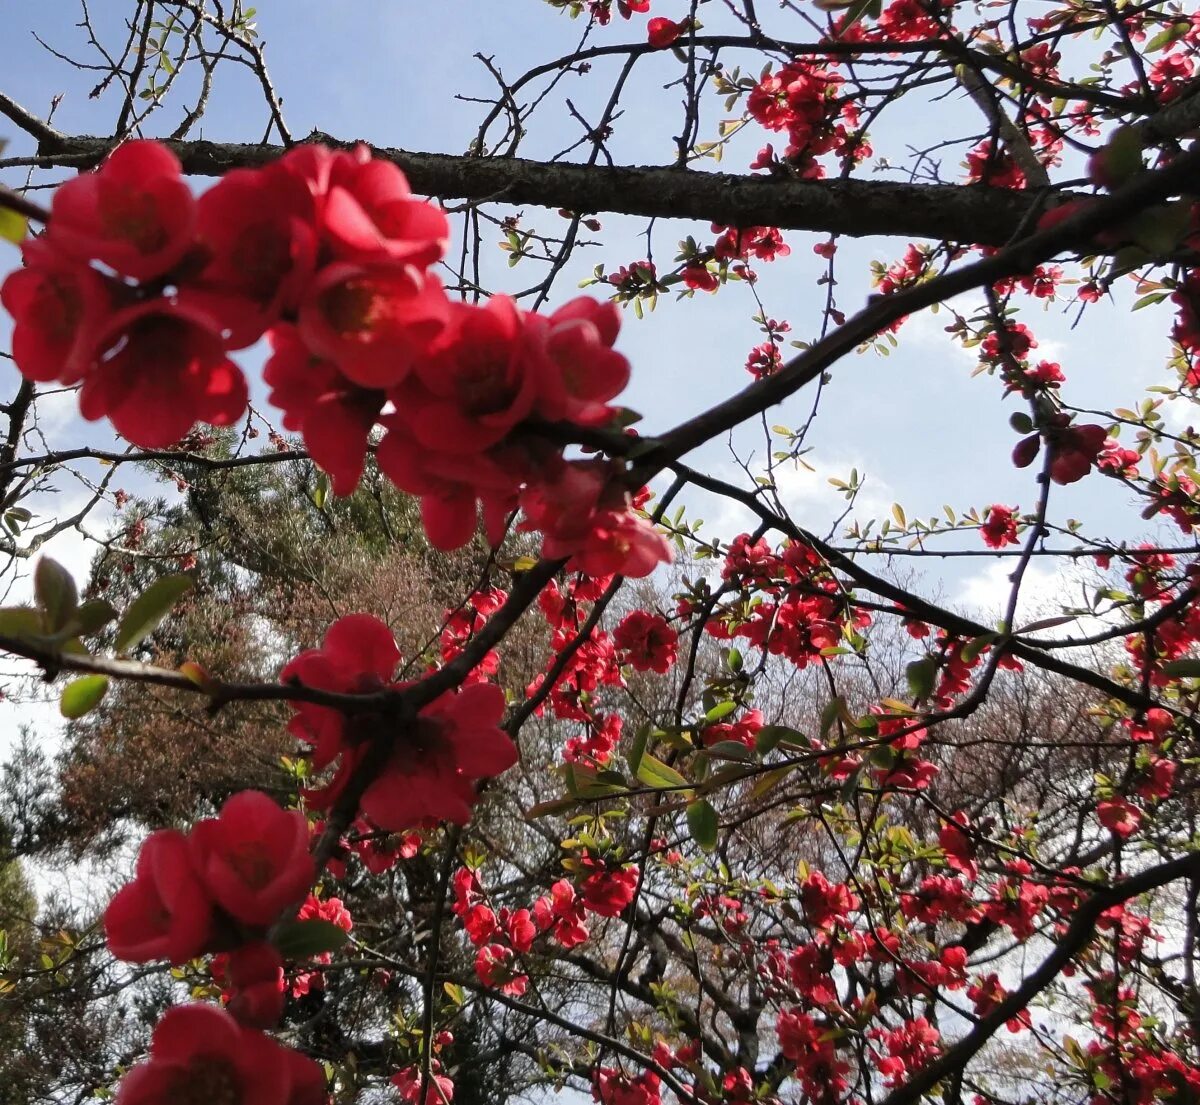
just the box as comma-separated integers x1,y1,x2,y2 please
647,17,686,48
298,260,450,388
48,140,196,281
407,296,544,450
189,790,315,928
980,505,1019,549
376,429,526,550
282,615,516,828
280,613,403,772
535,297,631,427
105,829,214,965
116,1003,323,1105
533,879,590,947
614,610,678,673
578,859,639,917
79,300,248,448
217,943,286,1029
1049,423,1107,485
800,871,859,930
392,1065,454,1105
475,943,528,996
681,263,718,291
280,143,449,267
594,1069,661,1105
0,239,114,384
262,324,385,495
357,682,518,829
183,162,318,348
1098,797,1143,838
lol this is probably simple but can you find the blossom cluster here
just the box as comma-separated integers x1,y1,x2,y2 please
280,613,518,829
1,140,670,574
103,790,325,1103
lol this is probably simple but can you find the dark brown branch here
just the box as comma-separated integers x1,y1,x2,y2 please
36,131,1078,248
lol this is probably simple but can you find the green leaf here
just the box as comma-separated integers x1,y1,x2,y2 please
704,700,737,723
0,207,27,245
1014,615,1075,634
755,724,805,756
686,799,718,852
442,981,465,1006
69,599,118,637
704,739,754,763
751,765,793,799
1009,411,1034,434
35,558,78,631
626,722,650,776
114,574,193,654
819,696,844,738
0,606,44,639
1161,660,1200,679
311,471,330,511
905,656,937,701
636,753,689,791
60,675,109,719
524,797,578,820
272,918,349,959
961,632,999,664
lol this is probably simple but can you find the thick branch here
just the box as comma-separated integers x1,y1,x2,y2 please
37,131,1077,247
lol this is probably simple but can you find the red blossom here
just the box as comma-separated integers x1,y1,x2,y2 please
79,299,248,448
188,790,315,928
48,140,196,282
214,943,287,1029
980,505,1019,549
578,858,639,917
116,1003,323,1105
613,610,678,673
0,239,115,385
647,17,686,47
104,829,214,965
475,943,528,996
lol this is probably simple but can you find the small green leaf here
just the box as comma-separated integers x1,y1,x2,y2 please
524,797,578,820
961,633,999,664
636,753,689,791
905,656,937,701
755,724,805,755
686,799,718,852
0,606,44,639
34,558,78,631
442,981,465,1006
626,722,650,776
1161,660,1200,679
70,599,118,637
1009,411,1034,434
819,696,844,738
704,700,737,723
311,471,330,511
114,574,193,654
704,739,754,763
272,918,349,959
60,675,109,719
0,207,27,245
751,765,793,799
